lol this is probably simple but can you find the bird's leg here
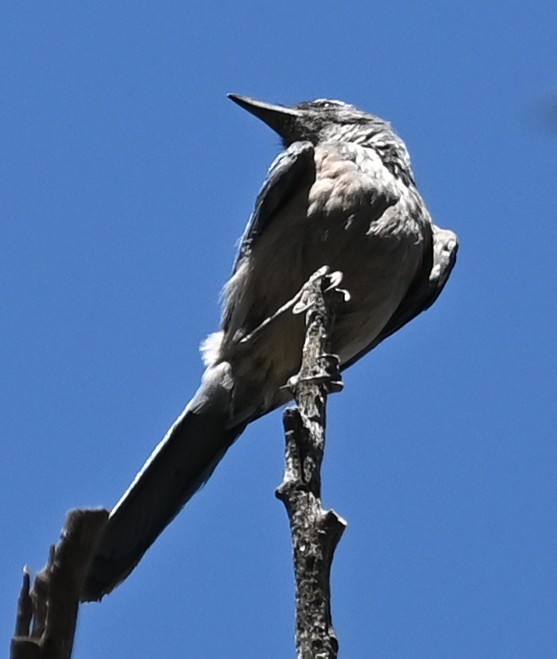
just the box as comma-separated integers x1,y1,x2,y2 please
238,266,348,350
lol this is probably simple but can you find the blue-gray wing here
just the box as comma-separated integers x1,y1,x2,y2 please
342,224,459,370
232,140,315,272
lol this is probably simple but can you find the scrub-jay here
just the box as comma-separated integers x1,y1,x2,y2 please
82,95,458,601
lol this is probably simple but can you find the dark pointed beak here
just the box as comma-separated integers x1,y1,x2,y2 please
227,94,302,139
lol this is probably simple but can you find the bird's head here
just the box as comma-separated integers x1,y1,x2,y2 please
228,94,414,183
228,94,390,146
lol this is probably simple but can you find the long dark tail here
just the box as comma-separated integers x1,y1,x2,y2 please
82,364,246,601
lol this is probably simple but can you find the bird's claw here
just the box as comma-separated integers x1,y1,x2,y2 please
292,268,349,314
284,354,343,394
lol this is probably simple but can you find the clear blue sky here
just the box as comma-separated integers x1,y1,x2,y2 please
2,2,556,658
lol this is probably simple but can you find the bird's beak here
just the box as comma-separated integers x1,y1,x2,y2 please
228,94,302,139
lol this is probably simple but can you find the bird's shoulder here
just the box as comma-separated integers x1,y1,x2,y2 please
232,140,315,271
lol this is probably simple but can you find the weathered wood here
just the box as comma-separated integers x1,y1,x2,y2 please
276,268,348,659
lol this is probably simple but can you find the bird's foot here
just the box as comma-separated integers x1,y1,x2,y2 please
239,267,349,348
292,268,350,315
285,354,343,394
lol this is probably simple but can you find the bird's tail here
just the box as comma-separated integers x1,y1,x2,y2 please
81,363,246,601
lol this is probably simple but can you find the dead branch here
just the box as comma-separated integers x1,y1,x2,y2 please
276,267,348,659
10,509,109,659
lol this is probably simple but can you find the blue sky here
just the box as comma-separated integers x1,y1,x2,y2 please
1,2,556,657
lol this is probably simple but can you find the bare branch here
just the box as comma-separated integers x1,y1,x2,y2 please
276,267,348,659
11,509,109,659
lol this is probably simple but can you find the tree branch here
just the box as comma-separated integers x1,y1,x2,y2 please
10,509,109,659
276,267,348,659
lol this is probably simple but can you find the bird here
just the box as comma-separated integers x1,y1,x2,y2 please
81,94,458,601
